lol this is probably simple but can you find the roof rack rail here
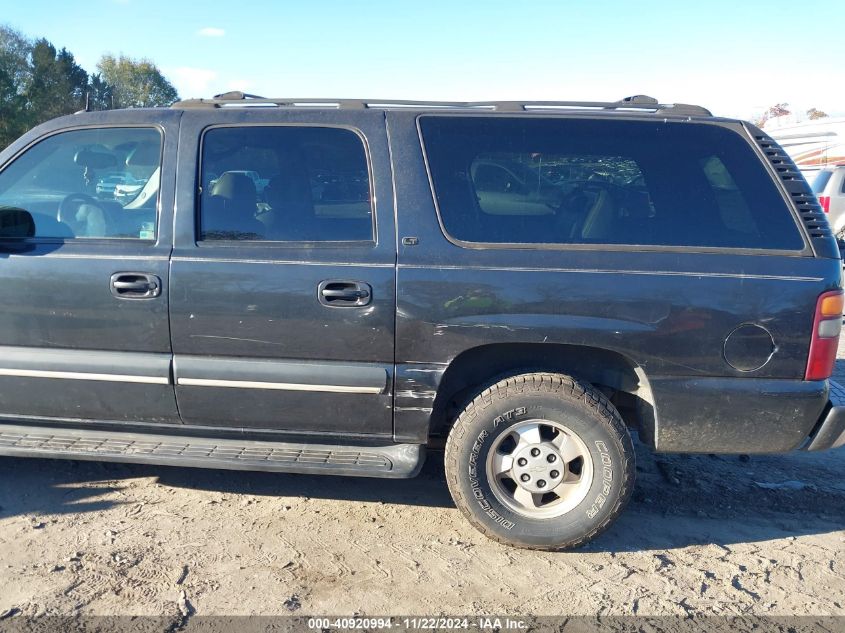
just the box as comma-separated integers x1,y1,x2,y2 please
170,92,712,117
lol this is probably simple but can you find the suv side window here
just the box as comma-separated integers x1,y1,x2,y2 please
419,117,804,251
0,127,161,240
198,126,373,242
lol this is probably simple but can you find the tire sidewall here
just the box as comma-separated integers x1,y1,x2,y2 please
451,390,631,549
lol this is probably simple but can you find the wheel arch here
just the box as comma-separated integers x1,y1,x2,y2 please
429,342,657,445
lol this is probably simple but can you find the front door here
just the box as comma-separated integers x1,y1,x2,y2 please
170,109,396,439
0,112,180,425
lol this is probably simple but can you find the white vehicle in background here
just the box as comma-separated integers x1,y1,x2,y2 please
765,117,845,235
113,181,145,204
765,117,845,180
811,166,845,236
95,172,140,199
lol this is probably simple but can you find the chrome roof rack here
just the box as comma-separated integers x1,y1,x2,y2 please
171,92,712,117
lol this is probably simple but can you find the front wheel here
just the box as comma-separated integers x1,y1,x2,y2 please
444,372,635,550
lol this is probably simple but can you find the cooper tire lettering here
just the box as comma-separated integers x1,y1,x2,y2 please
468,429,515,530
445,372,635,550
493,407,527,428
586,440,614,519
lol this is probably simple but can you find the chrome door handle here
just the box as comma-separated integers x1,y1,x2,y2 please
318,280,372,307
110,273,161,299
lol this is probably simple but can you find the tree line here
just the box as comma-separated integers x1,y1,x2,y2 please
0,24,178,150
753,103,829,128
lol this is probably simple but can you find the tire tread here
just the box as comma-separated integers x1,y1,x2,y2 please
444,372,635,550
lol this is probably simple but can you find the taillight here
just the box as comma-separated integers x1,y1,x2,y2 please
805,290,844,381
819,196,831,213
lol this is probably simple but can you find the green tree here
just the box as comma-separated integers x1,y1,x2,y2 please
807,108,829,120
87,72,114,111
0,25,31,149
97,54,178,108
25,39,89,123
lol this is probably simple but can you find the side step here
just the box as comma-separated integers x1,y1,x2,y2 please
0,424,425,479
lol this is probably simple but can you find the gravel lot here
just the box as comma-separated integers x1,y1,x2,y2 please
0,349,843,625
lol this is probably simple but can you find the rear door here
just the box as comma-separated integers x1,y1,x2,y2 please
170,108,396,439
0,110,180,425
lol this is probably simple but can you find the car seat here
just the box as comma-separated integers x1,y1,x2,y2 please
260,169,317,240
202,172,265,239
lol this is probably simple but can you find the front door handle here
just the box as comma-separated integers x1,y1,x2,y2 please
110,272,161,299
318,280,372,307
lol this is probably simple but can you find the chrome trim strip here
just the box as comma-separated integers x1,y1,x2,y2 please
176,377,383,394
397,264,822,282
171,257,393,267
15,254,170,261
0,368,169,385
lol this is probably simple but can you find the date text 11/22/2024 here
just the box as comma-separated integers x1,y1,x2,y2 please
306,617,529,630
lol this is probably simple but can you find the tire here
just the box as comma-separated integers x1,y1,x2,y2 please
444,372,635,550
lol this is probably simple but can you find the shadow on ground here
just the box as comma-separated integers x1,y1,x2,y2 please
1,437,842,551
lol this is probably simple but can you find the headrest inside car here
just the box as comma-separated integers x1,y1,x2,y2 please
74,149,117,170
126,142,160,168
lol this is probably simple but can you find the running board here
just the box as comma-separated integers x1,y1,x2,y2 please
0,424,424,478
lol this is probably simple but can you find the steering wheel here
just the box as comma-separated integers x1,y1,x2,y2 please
58,193,106,237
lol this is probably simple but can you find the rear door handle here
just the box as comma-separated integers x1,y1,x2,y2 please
110,272,161,299
318,280,372,307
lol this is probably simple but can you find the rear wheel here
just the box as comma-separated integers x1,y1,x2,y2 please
444,372,635,550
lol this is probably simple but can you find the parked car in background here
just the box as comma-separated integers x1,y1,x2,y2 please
765,116,845,183
114,181,144,203
95,172,140,199
812,166,845,236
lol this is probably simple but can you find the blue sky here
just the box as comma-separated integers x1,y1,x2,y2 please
2,0,844,119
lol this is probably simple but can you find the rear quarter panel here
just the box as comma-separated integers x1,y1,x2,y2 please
387,110,842,453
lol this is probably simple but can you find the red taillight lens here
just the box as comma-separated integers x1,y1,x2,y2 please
819,196,831,213
805,290,844,381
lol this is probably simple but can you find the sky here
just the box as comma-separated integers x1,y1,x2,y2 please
2,0,844,120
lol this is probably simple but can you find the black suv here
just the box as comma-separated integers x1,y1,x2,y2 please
0,93,842,550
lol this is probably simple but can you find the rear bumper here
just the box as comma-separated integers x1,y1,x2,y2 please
650,376,829,453
805,380,845,451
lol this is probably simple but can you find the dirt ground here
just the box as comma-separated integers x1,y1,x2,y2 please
1,356,844,625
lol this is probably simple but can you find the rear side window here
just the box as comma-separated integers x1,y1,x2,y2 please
0,127,161,240
811,170,833,194
420,117,804,250
199,126,373,242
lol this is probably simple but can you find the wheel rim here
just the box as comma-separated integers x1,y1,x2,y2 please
485,419,594,519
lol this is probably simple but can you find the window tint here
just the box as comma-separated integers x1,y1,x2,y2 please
811,170,833,194
0,127,161,240
420,117,804,250
199,126,373,242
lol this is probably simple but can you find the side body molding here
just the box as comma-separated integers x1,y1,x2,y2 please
173,356,388,394
0,345,171,384
0,346,176,423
